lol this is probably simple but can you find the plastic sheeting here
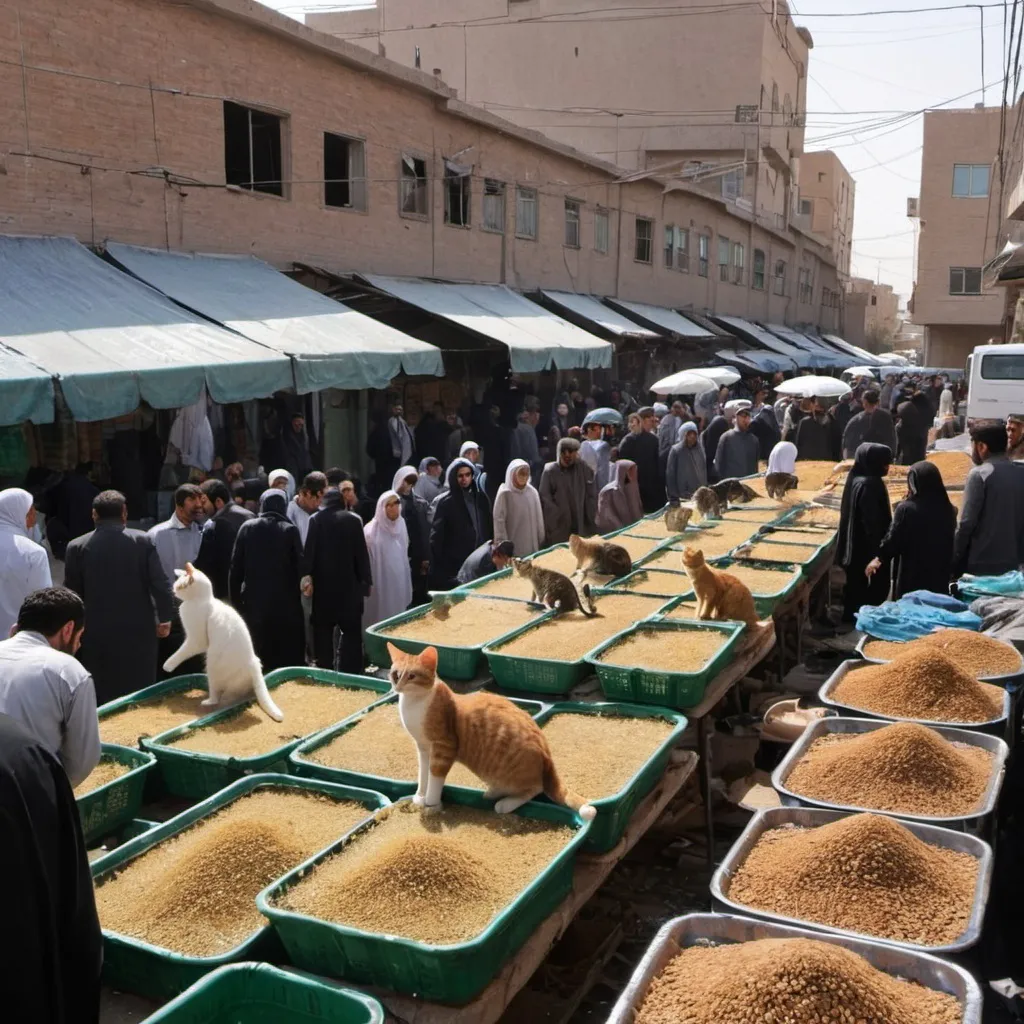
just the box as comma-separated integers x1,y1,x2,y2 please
764,323,855,370
715,348,795,374
855,592,981,640
108,244,444,393
712,316,806,367
0,342,55,425
822,333,880,365
603,298,715,339
364,276,612,372
538,291,659,340
0,236,294,422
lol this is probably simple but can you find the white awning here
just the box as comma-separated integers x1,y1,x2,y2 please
107,244,444,392
363,276,612,372
604,298,715,339
538,291,659,340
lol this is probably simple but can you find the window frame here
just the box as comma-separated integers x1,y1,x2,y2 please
773,259,787,296
717,236,731,282
731,242,745,284
752,248,766,290
949,266,983,295
322,130,367,213
515,185,538,240
797,266,814,305
594,206,609,253
482,178,506,234
698,233,710,278
564,197,582,248
952,163,990,198
721,167,743,200
399,153,429,219
634,216,654,264
223,99,288,199
676,226,690,273
443,162,472,228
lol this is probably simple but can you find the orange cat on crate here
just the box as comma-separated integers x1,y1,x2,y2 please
680,546,758,628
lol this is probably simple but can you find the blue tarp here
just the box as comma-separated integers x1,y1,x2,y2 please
0,342,55,425
957,571,1024,599
855,591,981,641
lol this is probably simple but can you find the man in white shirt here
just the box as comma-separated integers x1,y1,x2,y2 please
0,587,99,788
148,483,204,585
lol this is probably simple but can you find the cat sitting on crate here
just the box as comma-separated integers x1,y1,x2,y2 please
511,557,598,616
389,643,596,819
680,546,759,628
163,562,284,721
568,533,632,580
665,503,693,534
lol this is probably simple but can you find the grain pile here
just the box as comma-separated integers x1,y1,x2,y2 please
719,563,801,595
646,524,756,562
468,572,538,601
927,450,972,486
832,650,1005,723
380,597,541,645
597,627,728,673
726,813,978,946
166,681,380,758
95,790,371,955
74,759,131,797
633,937,961,1024
862,628,1023,678
789,505,841,528
99,689,207,747
531,545,579,575
661,601,699,619
761,528,836,545
720,510,782,523
496,593,666,660
613,534,666,561
740,540,818,563
785,723,995,816
542,712,673,799
616,569,693,597
276,803,574,944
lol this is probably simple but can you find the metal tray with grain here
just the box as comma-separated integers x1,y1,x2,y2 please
771,716,1008,832
606,912,982,1024
819,658,1011,731
710,806,993,956
854,632,1024,684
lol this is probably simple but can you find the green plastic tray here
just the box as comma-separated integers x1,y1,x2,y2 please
607,568,694,600
704,558,803,617
257,789,591,1004
97,674,210,746
743,530,835,571
536,702,688,853
140,669,391,800
290,694,548,800
92,774,389,1001
364,593,552,681
482,590,673,695
138,963,385,1023
77,744,157,844
588,619,746,708
449,540,580,601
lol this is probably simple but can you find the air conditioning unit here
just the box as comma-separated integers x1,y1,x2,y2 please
907,197,920,218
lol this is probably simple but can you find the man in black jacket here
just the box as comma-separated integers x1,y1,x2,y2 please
195,479,254,601
429,458,493,590
841,389,897,460
302,487,372,673
618,407,663,511
393,466,431,605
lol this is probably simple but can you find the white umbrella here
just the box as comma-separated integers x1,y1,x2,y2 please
649,365,740,395
846,366,876,379
774,376,852,399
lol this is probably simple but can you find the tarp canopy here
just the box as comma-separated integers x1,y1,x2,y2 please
822,333,881,364
363,276,612,372
538,291,659,340
715,348,795,374
0,343,55,426
712,316,804,368
0,236,293,422
107,244,444,393
604,298,715,339
764,323,855,370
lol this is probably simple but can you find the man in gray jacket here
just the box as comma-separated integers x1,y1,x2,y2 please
953,423,1024,578
539,438,597,544
713,407,760,480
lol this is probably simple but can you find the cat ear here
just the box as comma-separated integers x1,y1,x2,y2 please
185,562,195,576
173,568,186,579
386,641,404,662
419,646,438,674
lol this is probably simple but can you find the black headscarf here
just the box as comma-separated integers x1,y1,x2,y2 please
837,442,892,567
906,460,953,511
259,488,289,519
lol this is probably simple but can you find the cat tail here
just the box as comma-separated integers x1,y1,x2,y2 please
578,582,599,617
543,757,597,821
249,659,284,722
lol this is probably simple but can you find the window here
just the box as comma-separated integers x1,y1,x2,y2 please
223,100,284,197
771,82,779,112
949,266,983,294
663,225,689,271
799,198,813,216
870,295,877,306
721,167,743,200
594,207,609,253
981,353,1024,379
516,186,538,239
753,248,766,290
798,267,814,304
323,132,366,211
698,234,710,277
482,179,505,233
635,216,653,263
773,259,787,296
444,161,471,227
400,155,428,217
718,236,731,282
664,226,675,268
952,164,990,198
564,199,581,247
731,242,745,284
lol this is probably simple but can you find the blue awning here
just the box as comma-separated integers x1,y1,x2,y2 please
712,316,804,368
0,342,55,425
715,348,794,374
764,323,856,370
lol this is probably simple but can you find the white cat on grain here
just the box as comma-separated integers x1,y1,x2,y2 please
163,562,284,722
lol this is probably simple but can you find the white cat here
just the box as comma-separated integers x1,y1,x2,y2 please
163,562,284,722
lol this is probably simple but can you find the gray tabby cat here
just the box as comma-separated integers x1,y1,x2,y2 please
765,472,800,500
692,485,724,521
512,558,599,616
665,504,693,533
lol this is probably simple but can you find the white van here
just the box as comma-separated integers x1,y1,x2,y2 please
965,344,1024,423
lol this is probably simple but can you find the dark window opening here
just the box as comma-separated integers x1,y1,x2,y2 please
323,132,366,211
444,162,471,227
224,100,284,197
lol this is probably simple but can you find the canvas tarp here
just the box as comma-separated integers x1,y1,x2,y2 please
0,342,55,425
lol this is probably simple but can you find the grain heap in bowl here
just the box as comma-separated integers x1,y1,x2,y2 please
275,802,574,945
616,569,692,597
862,628,1023,678
165,680,381,757
725,812,978,946
717,562,800,595
379,596,541,646
95,789,371,956
74,758,131,797
99,688,207,747
831,649,1005,723
738,539,818,564
784,722,995,816
596,626,729,673
495,593,666,661
788,505,841,528
613,533,668,562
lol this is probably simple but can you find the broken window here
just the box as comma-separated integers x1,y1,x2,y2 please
400,155,428,217
444,160,471,227
483,179,506,232
323,132,366,211
223,100,285,197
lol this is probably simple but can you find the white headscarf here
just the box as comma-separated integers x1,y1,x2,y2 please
766,441,798,476
0,488,33,537
494,458,545,557
938,388,954,419
362,490,412,628
460,440,480,459
268,468,296,500
392,465,419,494
0,487,51,639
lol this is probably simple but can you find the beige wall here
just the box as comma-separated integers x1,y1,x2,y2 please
800,151,855,280
0,0,838,331
924,323,1003,368
844,278,898,351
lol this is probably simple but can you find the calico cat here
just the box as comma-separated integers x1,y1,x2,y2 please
692,485,724,521
512,558,598,616
665,504,693,534
568,533,632,579
765,472,800,500
389,643,597,818
163,563,284,721
680,546,759,627
713,478,758,504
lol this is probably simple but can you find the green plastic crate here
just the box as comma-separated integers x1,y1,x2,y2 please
141,669,391,801
743,529,836,571
536,701,688,853
77,744,156,844
702,558,803,617
449,540,580,601
290,694,548,800
92,774,389,1002
607,568,694,600
364,593,552,681
588,619,746,708
97,674,210,746
257,789,591,1004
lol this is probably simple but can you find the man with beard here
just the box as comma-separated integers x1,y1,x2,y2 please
618,407,663,511
539,437,598,543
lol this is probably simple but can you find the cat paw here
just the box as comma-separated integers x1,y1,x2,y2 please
162,659,174,672
199,697,217,707
421,801,443,816
411,794,426,807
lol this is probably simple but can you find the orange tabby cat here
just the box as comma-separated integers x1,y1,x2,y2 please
680,546,758,627
387,643,596,820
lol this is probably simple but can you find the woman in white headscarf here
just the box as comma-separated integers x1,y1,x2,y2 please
934,388,958,439
0,488,52,637
268,468,296,500
493,459,545,558
766,440,798,478
362,491,413,628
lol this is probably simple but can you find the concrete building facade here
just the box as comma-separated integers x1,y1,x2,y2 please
844,278,899,354
799,151,855,282
913,106,1005,367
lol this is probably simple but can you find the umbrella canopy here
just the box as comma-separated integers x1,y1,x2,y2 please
649,365,739,395
581,407,624,427
774,376,852,399
845,366,876,379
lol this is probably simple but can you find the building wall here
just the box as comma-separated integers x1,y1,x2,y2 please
924,323,1003,368
0,0,838,331
800,151,855,280
844,277,897,351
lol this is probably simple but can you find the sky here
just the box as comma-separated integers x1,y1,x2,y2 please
256,0,1014,305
